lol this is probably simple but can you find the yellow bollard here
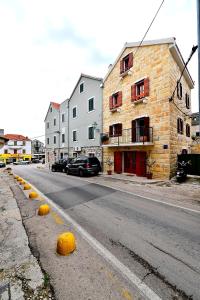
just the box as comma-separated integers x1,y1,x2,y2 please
17,177,23,182
38,204,50,216
14,175,19,179
57,232,76,255
19,180,25,185
29,191,39,199
24,184,31,190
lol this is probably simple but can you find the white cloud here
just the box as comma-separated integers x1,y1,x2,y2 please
0,0,198,141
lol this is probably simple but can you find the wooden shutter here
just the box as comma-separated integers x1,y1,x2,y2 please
177,118,180,133
177,82,180,99
144,117,150,141
132,120,136,142
144,78,149,97
109,125,113,137
117,91,122,107
117,123,122,136
120,60,124,74
128,52,133,69
131,84,137,102
109,96,113,110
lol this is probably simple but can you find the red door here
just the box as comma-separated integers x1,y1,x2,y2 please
114,152,122,173
124,151,136,173
136,152,146,177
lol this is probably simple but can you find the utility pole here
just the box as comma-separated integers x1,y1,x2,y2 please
197,0,200,132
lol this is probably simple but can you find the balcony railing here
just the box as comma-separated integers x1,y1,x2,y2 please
101,127,153,146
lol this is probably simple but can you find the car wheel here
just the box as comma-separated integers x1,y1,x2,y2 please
79,169,84,177
62,168,66,173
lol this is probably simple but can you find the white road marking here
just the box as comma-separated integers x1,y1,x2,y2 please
21,177,162,300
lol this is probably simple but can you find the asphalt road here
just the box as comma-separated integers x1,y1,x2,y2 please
14,165,200,300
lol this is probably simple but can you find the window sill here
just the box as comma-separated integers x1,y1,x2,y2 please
131,97,148,106
88,109,95,114
120,68,132,79
110,107,121,113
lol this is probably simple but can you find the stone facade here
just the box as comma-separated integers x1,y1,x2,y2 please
103,38,194,179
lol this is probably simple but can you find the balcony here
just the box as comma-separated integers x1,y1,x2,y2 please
101,127,153,147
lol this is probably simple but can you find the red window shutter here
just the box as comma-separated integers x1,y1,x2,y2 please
117,91,122,107
109,96,113,110
109,125,113,137
144,78,149,97
131,84,137,102
128,52,133,69
120,60,124,74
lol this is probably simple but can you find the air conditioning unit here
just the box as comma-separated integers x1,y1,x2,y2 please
74,146,82,152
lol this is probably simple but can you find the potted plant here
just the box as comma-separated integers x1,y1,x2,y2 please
101,134,109,144
146,158,156,179
105,158,113,175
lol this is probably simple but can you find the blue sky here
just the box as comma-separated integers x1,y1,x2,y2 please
0,0,198,141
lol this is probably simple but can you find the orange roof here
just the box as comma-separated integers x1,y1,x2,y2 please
4,134,31,141
51,102,60,110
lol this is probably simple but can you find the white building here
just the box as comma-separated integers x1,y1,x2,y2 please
0,134,32,164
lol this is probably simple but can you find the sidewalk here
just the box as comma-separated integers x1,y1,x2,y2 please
0,170,54,300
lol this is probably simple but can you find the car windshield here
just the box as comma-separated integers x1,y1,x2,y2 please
88,157,99,164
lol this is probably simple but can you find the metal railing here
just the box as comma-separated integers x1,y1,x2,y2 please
102,127,153,146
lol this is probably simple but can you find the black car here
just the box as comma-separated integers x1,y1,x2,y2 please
0,162,6,168
66,156,101,176
51,158,73,172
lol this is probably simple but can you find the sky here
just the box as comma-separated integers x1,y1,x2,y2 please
0,0,198,143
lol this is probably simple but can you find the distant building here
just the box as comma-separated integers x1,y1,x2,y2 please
191,112,200,137
0,130,8,150
31,139,45,159
0,134,32,164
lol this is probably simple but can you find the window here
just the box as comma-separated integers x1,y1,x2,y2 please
72,107,77,118
47,138,49,145
50,107,52,112
80,82,84,93
62,134,65,143
185,93,190,109
196,132,200,137
177,81,183,99
14,149,17,154
4,150,8,154
109,123,122,137
54,136,56,144
88,98,94,112
54,118,56,126
47,122,49,129
14,141,17,146
23,149,26,154
23,141,26,146
186,124,190,137
131,78,149,101
62,114,65,122
109,91,122,110
177,118,183,134
88,127,95,140
120,52,133,74
73,130,77,142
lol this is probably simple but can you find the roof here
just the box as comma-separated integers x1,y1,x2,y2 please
51,102,60,110
69,73,103,100
4,134,31,141
0,135,9,142
103,37,194,89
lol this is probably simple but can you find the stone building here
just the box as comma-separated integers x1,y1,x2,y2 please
102,38,194,179
45,74,103,164
31,139,45,159
191,112,200,137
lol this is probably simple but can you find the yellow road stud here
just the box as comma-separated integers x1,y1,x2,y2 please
24,184,31,190
29,191,38,199
57,232,76,255
38,204,50,216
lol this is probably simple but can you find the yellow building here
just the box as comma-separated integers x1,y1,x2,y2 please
0,134,32,164
102,38,194,179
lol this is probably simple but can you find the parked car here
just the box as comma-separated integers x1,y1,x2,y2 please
65,156,101,176
13,160,30,165
51,158,73,172
0,162,6,168
32,159,40,163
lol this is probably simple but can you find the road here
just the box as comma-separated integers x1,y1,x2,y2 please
13,165,200,300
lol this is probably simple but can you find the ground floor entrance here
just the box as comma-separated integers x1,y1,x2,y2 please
114,151,146,177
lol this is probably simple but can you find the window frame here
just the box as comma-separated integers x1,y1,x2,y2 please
72,106,77,119
186,124,190,137
79,82,84,93
185,93,190,109
54,118,56,126
88,126,95,140
47,122,49,129
88,97,95,112
177,81,183,100
47,138,49,145
53,135,56,144
61,113,65,122
109,123,122,137
177,118,184,135
72,130,77,142
62,133,65,143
